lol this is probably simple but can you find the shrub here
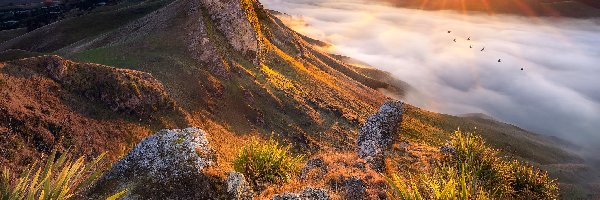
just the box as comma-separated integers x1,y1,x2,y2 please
0,151,110,200
386,130,559,200
232,138,303,186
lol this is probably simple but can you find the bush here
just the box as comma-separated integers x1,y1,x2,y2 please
0,151,115,200
232,138,303,186
386,130,559,200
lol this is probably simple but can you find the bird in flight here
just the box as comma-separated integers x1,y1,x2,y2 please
448,31,451,33
453,39,457,42
481,47,485,51
498,59,502,62
470,45,472,48
521,68,524,71
467,37,471,40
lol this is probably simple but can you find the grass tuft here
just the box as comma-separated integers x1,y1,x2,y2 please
232,137,303,187
0,151,111,200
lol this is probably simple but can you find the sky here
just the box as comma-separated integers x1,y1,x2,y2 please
262,0,600,148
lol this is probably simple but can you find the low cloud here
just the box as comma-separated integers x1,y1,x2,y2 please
262,0,600,147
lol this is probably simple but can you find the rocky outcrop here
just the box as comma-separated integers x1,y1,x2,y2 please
87,128,220,199
272,188,330,200
201,0,259,62
227,172,254,200
357,100,404,170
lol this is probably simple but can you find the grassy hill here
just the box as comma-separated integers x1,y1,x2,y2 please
0,0,597,198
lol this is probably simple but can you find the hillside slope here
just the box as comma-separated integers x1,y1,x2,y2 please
0,0,595,198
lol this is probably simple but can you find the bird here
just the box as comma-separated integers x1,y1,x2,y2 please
481,47,485,51
498,59,502,62
448,31,451,33
453,39,457,42
470,45,472,48
521,68,524,71
467,37,471,40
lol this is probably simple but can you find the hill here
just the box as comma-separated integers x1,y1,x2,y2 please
0,0,597,198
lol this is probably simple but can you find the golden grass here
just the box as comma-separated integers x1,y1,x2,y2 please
0,151,110,200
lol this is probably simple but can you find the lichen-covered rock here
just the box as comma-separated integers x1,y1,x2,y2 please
228,172,254,200
299,188,330,200
272,188,330,200
87,128,220,199
357,100,403,170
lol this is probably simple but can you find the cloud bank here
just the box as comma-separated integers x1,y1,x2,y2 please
262,0,600,147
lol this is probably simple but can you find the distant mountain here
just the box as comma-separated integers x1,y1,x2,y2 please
382,0,600,18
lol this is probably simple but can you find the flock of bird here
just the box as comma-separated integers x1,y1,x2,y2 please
448,30,524,71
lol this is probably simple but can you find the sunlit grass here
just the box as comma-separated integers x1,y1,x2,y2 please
232,138,304,187
386,130,559,199
0,151,113,200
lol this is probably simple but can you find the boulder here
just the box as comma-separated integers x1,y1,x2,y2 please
357,100,404,170
227,172,254,200
87,128,220,199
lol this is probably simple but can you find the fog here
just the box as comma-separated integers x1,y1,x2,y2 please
262,0,600,148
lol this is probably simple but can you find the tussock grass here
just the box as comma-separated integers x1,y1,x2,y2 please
386,130,559,200
233,138,303,186
0,151,115,200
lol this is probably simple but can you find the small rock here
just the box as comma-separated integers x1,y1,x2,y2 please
440,145,456,156
272,192,301,200
300,188,330,200
343,177,367,200
227,172,253,200
272,188,330,200
300,158,328,180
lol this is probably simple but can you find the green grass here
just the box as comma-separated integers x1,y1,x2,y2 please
386,130,559,200
0,151,109,200
71,47,140,69
233,138,304,186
